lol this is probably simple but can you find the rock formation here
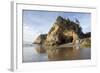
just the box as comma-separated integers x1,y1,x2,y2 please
33,34,47,44
44,16,83,46
33,16,91,47
80,37,91,48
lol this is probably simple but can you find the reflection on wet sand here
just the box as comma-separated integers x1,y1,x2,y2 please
35,45,46,53
35,44,91,61
46,47,79,61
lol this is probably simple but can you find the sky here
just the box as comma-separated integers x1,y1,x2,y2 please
23,10,91,42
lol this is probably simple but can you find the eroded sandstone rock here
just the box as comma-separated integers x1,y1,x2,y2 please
44,16,81,46
33,16,91,47
33,34,47,44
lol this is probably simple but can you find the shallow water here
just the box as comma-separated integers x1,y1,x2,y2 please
22,44,91,63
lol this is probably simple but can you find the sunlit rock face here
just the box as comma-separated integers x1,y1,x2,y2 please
33,16,91,47
80,37,91,48
33,34,47,44
44,16,83,46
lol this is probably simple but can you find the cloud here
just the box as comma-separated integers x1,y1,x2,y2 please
23,24,38,42
23,10,91,42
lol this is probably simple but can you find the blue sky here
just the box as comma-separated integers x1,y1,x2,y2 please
23,10,91,42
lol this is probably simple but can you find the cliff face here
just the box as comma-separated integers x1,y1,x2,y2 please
45,16,83,46
80,37,91,48
33,16,91,47
33,34,47,44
